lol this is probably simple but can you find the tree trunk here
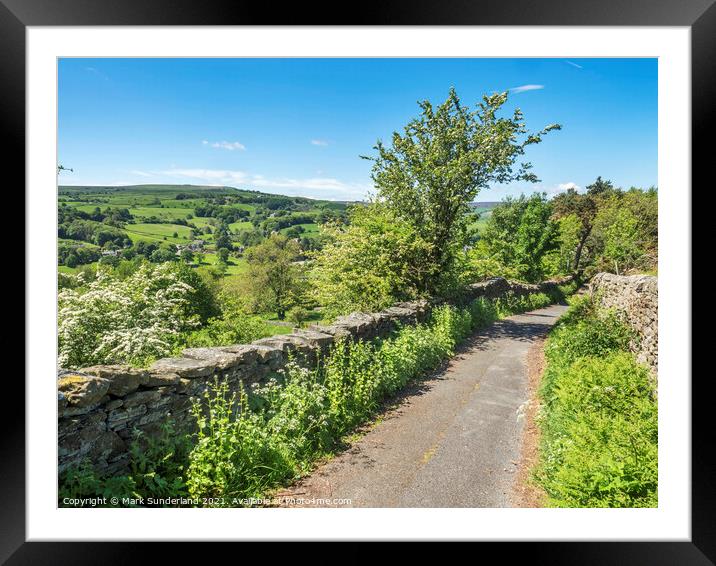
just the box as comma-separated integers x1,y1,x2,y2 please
573,231,588,272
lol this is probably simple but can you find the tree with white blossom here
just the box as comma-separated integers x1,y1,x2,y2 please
58,263,203,368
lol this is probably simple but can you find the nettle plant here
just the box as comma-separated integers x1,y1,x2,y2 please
58,263,201,368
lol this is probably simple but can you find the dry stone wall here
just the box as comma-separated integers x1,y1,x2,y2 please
589,272,658,373
58,276,572,475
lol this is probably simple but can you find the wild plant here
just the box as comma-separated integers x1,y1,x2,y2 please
535,297,657,508
185,378,293,504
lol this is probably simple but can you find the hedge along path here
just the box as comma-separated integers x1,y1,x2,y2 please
275,303,568,508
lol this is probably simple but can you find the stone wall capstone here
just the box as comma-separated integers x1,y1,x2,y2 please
57,276,573,475
589,272,658,373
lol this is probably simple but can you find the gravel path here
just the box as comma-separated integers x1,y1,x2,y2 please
276,304,568,508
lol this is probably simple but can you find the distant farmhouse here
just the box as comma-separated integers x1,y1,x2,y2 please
175,240,206,254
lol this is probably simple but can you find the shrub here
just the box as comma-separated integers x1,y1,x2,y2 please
182,311,268,349
541,297,634,401
179,291,272,350
287,306,310,327
493,291,552,318
59,462,134,506
127,421,192,501
467,296,499,328
550,293,596,327
309,204,435,319
261,362,332,462
58,263,207,368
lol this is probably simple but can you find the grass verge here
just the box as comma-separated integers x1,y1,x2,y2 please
534,294,658,508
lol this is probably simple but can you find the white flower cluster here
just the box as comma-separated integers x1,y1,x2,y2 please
58,263,200,368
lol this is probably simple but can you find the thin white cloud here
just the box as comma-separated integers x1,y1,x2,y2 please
509,84,545,94
565,60,584,69
162,169,248,183
556,182,581,192
311,139,329,146
538,182,582,196
130,170,153,178
202,140,246,151
84,67,109,81
481,181,583,201
160,168,370,200
63,179,131,187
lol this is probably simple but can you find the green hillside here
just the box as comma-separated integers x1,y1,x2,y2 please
57,184,355,278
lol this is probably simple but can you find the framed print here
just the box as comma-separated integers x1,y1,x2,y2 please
8,0,711,562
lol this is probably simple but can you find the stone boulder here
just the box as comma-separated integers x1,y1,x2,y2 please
80,365,146,397
181,347,251,371
150,357,216,379
57,372,110,408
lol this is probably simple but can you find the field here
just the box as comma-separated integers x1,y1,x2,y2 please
58,189,506,286
128,207,195,221
199,252,249,276
125,223,194,244
469,202,499,236
58,263,94,274
280,222,320,239
229,220,253,233
58,183,350,286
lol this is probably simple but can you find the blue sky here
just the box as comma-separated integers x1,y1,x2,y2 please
58,58,657,202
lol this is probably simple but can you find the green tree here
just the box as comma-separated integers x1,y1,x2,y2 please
287,306,310,327
149,248,176,263
244,234,302,320
183,293,268,348
593,203,643,275
99,255,120,267
620,188,658,271
363,87,560,293
572,186,658,276
310,204,434,318
480,193,559,282
214,223,232,251
65,253,79,268
555,214,582,274
551,177,615,272
601,208,640,275
586,175,615,196
180,249,194,264
217,248,230,264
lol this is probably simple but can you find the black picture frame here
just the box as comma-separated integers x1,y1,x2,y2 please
7,0,708,562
